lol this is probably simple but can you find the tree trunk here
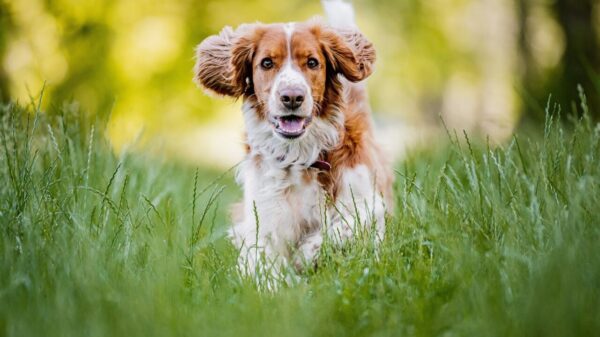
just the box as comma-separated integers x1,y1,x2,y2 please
552,0,600,116
0,3,11,103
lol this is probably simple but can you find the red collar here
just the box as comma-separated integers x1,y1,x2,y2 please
275,155,331,171
310,160,331,171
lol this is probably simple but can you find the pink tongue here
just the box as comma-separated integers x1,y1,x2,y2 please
279,118,305,133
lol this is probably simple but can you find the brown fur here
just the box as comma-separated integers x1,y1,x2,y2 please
194,26,239,96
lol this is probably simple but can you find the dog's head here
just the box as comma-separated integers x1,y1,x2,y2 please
194,20,375,142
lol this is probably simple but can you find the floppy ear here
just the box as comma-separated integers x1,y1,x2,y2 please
194,26,238,97
320,27,376,82
194,25,261,97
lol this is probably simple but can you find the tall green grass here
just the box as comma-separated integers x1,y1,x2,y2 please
1,94,599,337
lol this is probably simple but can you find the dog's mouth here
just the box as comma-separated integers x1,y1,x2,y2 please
270,115,312,139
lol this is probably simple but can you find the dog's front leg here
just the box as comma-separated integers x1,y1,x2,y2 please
292,230,323,272
230,213,291,288
326,165,387,246
230,190,304,289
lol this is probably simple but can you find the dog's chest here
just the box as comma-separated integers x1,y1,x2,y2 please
250,163,325,232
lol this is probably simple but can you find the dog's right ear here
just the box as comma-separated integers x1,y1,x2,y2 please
194,25,261,98
194,26,239,97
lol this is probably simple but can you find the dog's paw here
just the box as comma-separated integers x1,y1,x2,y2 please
326,218,354,247
292,232,323,273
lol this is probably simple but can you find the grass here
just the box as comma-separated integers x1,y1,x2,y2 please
1,94,599,337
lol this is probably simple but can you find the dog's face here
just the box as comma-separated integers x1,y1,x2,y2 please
250,25,325,139
194,21,375,141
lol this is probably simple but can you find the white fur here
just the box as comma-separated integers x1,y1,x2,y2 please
230,124,386,281
284,22,295,52
229,99,341,267
230,101,385,281
229,99,335,281
230,155,326,280
229,98,343,281
327,164,386,245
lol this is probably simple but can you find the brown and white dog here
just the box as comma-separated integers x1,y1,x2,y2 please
194,0,393,280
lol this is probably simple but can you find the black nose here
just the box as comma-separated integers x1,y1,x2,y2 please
279,88,305,110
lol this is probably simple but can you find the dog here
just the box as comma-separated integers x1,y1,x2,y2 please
194,0,393,281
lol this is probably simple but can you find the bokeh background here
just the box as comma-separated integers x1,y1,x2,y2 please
1,0,598,167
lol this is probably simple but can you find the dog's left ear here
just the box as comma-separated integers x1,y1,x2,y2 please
319,27,376,82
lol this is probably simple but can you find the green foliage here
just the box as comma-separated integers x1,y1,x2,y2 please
1,96,599,336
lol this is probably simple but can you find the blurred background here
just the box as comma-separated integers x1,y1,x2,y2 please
0,0,599,167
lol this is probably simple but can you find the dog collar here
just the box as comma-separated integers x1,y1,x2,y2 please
310,160,331,171
275,155,331,171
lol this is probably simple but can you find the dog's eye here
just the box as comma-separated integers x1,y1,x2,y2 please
307,57,319,69
261,58,274,69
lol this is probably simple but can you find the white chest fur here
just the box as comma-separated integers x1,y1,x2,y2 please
234,158,325,256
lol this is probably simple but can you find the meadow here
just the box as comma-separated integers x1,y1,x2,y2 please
1,92,599,337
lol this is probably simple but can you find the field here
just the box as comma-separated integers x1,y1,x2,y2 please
1,94,599,337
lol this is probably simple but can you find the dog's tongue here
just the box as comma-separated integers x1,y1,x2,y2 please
279,117,305,133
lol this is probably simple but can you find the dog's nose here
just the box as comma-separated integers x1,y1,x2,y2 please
279,88,305,110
